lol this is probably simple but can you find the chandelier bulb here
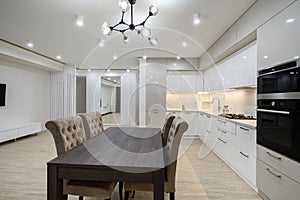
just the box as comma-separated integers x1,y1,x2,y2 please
148,36,158,46
102,22,112,36
149,5,159,16
123,35,129,43
141,27,151,38
119,0,130,12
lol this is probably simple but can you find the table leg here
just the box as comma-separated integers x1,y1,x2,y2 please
153,169,164,200
48,165,65,200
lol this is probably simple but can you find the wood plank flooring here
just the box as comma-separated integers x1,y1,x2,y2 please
0,131,262,200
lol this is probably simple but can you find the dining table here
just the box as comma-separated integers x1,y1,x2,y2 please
47,126,165,200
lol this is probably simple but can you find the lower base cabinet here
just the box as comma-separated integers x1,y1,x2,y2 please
257,159,300,200
257,145,300,200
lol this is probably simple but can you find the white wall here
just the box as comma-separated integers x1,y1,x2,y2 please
0,62,50,129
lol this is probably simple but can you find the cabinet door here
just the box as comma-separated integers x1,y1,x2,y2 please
204,66,223,92
166,74,180,93
236,125,256,156
235,147,256,185
257,1,300,70
0,129,18,143
257,160,300,200
181,112,199,136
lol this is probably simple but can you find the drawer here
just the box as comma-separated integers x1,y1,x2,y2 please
235,147,256,185
18,124,41,137
236,125,256,156
0,129,18,143
214,136,236,165
257,145,300,184
257,159,300,200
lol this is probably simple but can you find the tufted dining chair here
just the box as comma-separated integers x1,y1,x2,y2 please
161,114,176,146
45,116,116,200
124,117,188,200
79,111,104,140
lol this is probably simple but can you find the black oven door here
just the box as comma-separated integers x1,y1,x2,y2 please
257,101,300,162
257,66,300,94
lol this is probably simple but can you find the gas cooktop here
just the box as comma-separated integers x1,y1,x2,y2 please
218,113,256,120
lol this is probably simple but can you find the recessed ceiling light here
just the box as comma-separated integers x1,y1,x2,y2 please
26,41,34,48
173,63,177,66
113,80,117,83
75,15,84,26
286,18,295,23
108,77,111,80
126,68,130,72
56,54,62,60
182,41,187,47
143,55,147,60
193,13,201,25
294,56,299,59
113,55,118,60
107,68,111,72
242,56,247,59
176,56,181,60
88,68,91,72
263,56,268,59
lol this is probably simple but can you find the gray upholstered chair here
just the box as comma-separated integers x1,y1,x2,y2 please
124,117,188,200
45,116,116,200
79,111,104,140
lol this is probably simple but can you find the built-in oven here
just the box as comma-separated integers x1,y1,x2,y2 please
257,59,300,163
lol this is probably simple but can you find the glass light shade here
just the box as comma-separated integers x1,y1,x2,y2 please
141,27,151,38
148,36,158,46
149,5,159,16
102,22,112,36
76,15,84,26
119,0,129,12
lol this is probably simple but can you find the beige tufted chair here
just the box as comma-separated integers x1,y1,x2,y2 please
45,116,116,200
161,114,176,147
124,117,188,200
79,111,104,140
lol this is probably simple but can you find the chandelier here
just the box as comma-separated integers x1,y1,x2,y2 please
102,0,159,45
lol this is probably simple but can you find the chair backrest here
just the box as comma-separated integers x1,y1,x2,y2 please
45,116,86,156
79,111,104,140
164,117,188,192
161,114,176,146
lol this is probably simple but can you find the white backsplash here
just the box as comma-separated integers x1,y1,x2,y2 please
166,88,257,116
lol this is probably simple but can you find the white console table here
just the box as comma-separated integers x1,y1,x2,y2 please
0,122,41,143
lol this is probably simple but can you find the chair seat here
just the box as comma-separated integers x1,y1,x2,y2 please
64,180,117,198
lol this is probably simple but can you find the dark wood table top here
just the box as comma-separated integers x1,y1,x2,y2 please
48,127,164,172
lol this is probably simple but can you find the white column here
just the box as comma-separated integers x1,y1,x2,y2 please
139,58,147,127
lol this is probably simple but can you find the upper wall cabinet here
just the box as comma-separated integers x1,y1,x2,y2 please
167,72,204,93
257,1,300,70
204,44,257,92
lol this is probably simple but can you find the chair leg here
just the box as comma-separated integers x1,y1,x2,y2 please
170,192,175,200
124,191,130,200
119,182,124,200
131,190,135,198
78,196,83,200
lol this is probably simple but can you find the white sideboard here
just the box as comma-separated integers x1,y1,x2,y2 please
0,123,41,143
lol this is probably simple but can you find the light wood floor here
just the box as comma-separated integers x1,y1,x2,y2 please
0,131,262,200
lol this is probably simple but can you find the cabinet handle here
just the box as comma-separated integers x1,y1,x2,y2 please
240,126,249,131
239,151,249,158
206,115,211,119
217,119,226,123
218,138,227,144
266,152,282,161
218,128,227,134
206,130,211,134
200,114,203,116
266,168,282,179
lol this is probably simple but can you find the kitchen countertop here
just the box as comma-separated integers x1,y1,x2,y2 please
167,109,256,129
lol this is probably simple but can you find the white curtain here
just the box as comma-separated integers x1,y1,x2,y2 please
50,65,76,119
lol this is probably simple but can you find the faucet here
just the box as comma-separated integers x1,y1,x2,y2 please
211,97,221,112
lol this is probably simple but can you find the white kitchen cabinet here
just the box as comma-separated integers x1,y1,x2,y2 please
257,159,300,200
236,124,256,157
167,72,203,93
235,147,256,186
204,44,257,92
257,1,300,70
180,111,199,137
198,113,212,140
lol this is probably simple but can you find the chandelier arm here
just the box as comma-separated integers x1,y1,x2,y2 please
113,27,130,33
136,15,151,27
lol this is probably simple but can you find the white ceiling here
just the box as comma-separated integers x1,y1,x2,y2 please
0,0,256,70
